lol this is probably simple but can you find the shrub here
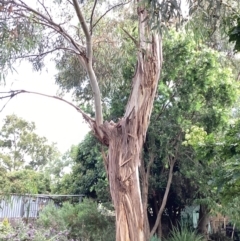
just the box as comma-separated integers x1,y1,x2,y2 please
0,219,72,241
36,202,67,232
150,235,161,241
0,200,115,241
37,199,115,241
0,218,12,239
167,225,204,241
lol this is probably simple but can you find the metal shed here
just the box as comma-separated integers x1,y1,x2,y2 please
0,194,84,219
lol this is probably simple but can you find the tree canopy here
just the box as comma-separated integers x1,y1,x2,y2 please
0,114,59,171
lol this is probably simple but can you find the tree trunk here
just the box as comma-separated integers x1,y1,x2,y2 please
106,128,145,241
99,11,162,240
197,204,210,238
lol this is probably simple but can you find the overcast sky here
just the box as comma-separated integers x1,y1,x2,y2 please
0,61,90,153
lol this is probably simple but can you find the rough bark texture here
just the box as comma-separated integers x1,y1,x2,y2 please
98,7,162,239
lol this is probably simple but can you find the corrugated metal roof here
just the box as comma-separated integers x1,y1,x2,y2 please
0,194,84,218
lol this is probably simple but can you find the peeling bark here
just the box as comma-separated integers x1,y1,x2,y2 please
99,26,162,241
94,3,162,240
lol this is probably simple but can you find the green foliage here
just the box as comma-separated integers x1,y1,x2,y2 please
0,6,44,77
208,119,240,225
0,169,51,194
150,235,161,241
183,126,208,147
0,114,59,171
228,16,240,52
54,134,111,202
37,199,115,241
0,219,12,239
37,202,67,231
166,225,204,241
145,30,238,223
1,219,71,241
0,0,75,76
0,114,58,195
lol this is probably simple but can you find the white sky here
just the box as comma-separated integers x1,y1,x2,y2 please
0,61,90,154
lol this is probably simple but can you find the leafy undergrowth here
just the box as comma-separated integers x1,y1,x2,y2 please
150,225,205,241
0,199,115,241
0,218,76,241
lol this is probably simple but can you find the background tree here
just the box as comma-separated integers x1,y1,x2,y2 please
53,135,111,202
0,114,59,171
0,169,51,194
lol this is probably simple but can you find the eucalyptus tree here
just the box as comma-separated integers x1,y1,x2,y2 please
0,1,161,240
0,0,239,240
0,169,51,194
55,31,238,239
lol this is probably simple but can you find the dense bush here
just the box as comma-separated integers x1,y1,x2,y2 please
0,218,12,240
0,199,114,241
0,219,71,241
37,199,115,241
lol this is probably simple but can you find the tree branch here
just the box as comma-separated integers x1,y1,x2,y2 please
92,1,132,31
150,157,175,238
37,0,52,20
0,90,95,127
13,47,78,61
90,0,97,35
2,0,104,131
72,0,90,47
12,0,85,55
121,27,139,47
0,96,13,112
150,133,182,238
72,0,103,128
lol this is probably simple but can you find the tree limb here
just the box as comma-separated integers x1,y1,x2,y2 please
3,0,104,128
150,133,182,238
11,0,85,55
121,27,139,47
0,96,13,112
150,157,175,238
90,0,97,35
72,0,103,128
12,47,78,61
0,90,95,127
92,1,132,31
72,0,90,48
